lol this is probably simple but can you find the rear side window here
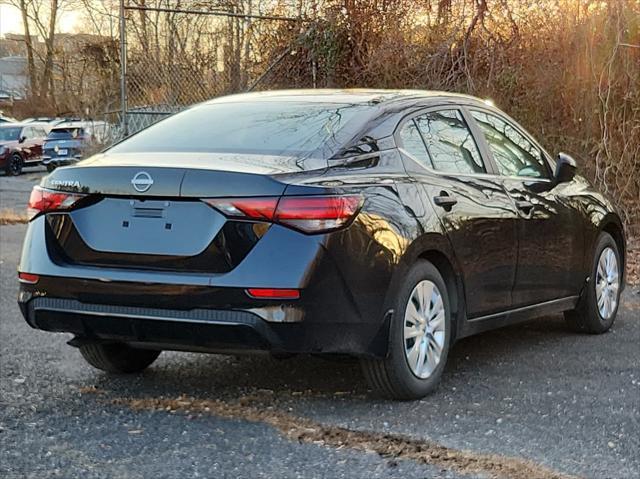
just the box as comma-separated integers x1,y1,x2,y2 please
414,110,486,174
398,119,431,166
470,110,548,178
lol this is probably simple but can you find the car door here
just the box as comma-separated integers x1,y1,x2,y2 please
467,108,584,306
397,107,521,318
28,126,47,161
20,126,39,162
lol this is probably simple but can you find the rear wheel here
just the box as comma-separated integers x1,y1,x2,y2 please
79,343,161,373
5,154,23,176
565,232,621,333
361,260,452,400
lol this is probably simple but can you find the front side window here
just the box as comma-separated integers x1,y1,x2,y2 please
414,110,486,174
0,127,21,141
470,110,548,178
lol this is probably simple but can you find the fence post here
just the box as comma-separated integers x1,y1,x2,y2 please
119,0,128,137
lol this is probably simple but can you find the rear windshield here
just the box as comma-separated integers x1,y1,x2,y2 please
48,128,84,140
109,101,371,158
0,126,21,141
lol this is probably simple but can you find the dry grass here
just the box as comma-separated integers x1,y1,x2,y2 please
0,209,29,225
112,394,579,479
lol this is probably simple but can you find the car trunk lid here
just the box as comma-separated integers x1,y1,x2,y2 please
40,152,304,272
41,152,300,198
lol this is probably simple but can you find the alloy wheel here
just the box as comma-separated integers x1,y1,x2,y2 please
403,280,446,379
595,246,619,320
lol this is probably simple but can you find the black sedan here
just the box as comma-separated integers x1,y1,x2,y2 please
18,90,625,399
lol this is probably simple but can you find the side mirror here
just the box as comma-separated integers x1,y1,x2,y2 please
554,152,577,183
18,135,26,144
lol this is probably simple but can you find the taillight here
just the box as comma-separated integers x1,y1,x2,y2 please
275,196,362,233
204,195,362,234
246,288,300,299
18,272,40,284
204,197,278,220
27,186,87,219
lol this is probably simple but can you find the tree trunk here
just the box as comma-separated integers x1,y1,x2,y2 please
39,0,59,98
18,0,38,97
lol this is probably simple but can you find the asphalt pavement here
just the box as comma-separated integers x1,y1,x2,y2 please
0,171,638,479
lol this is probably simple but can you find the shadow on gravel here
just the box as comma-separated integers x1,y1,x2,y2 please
86,314,577,402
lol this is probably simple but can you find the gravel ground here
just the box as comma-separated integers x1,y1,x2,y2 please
1,172,639,479
0,167,46,213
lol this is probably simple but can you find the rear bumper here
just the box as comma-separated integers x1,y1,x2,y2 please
19,295,391,357
18,212,399,357
41,156,79,166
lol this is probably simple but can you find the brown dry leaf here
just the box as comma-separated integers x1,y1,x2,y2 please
77,385,106,395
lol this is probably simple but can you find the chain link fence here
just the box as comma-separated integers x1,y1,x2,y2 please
118,1,313,140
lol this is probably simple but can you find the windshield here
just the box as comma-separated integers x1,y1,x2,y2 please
48,128,84,140
109,101,371,158
0,127,21,141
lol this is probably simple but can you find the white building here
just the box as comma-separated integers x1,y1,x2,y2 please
0,56,28,100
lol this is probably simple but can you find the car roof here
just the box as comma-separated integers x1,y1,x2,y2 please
51,120,107,129
51,122,87,129
0,121,50,127
206,89,486,107
24,117,62,122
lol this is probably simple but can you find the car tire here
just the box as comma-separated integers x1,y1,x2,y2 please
46,163,56,172
564,232,621,334
5,154,23,176
361,260,452,400
79,343,161,373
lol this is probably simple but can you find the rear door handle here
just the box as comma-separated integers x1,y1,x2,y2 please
433,194,458,209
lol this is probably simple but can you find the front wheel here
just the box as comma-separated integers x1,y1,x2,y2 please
361,260,452,400
46,163,56,172
565,232,622,333
79,343,161,373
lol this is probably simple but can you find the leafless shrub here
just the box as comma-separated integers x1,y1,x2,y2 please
6,1,639,238
262,0,640,237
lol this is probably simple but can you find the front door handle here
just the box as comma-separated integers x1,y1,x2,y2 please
433,193,458,210
515,199,534,213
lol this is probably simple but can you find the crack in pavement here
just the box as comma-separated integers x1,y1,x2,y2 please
109,394,581,479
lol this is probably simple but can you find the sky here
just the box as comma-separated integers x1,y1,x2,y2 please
0,4,80,37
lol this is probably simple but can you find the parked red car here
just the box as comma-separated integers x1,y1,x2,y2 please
0,123,50,175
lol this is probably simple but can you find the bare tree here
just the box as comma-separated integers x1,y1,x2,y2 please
16,0,38,96
8,0,71,99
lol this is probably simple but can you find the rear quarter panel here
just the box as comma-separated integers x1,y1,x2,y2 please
299,150,454,327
